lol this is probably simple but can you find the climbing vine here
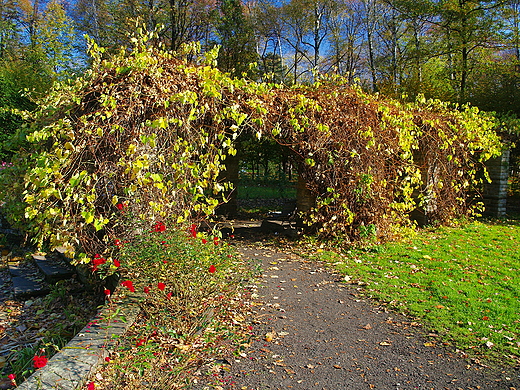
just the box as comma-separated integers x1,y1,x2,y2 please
0,30,503,262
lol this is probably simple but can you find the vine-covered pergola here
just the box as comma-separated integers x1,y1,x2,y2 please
0,35,502,263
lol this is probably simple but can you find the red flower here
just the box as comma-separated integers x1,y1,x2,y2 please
8,374,15,380
157,282,166,291
227,254,232,258
92,254,107,271
114,239,122,247
113,259,121,267
116,203,124,210
121,280,135,292
87,382,95,390
209,265,216,274
136,338,146,347
189,224,197,238
33,355,48,369
104,289,111,297
248,325,253,331
229,234,235,239
213,237,219,245
201,238,208,244
166,292,172,299
144,286,150,294
153,221,166,232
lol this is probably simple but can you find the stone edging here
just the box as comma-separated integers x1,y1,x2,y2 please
16,294,141,390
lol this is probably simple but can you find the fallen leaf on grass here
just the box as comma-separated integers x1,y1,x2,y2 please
424,342,436,347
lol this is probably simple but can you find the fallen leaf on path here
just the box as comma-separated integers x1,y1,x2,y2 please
333,364,342,369
424,342,435,347
379,341,392,346
265,332,276,342
362,324,372,330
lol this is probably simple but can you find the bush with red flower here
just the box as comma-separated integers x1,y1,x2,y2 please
90,219,254,388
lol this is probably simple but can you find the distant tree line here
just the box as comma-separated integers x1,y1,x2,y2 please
0,0,518,158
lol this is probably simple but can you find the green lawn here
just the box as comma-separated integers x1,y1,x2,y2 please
312,220,520,365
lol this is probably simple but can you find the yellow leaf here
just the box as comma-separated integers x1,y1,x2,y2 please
265,332,276,342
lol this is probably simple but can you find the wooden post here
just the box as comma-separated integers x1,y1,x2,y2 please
296,172,315,228
216,151,240,218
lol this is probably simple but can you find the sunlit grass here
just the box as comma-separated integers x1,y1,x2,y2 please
313,220,520,365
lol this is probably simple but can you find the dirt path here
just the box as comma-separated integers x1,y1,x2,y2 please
194,242,519,390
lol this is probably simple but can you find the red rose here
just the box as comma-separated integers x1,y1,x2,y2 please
209,265,216,273
157,282,166,291
121,280,135,292
201,238,208,244
33,355,48,369
113,259,121,267
104,289,111,296
144,286,150,294
152,222,166,232
189,224,197,238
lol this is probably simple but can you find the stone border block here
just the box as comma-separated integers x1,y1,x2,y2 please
16,294,141,389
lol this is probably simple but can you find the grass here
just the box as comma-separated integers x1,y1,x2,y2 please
237,178,296,200
310,219,520,366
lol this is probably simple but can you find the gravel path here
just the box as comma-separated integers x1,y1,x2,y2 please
195,242,520,390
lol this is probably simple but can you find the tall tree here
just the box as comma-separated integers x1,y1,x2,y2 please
214,0,258,77
35,0,76,76
325,0,364,81
433,0,504,102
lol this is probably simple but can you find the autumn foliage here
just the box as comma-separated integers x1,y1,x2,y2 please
0,31,502,262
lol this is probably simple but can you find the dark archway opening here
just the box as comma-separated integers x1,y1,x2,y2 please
216,133,314,239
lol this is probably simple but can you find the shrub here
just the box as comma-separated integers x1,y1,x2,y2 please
0,29,503,262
